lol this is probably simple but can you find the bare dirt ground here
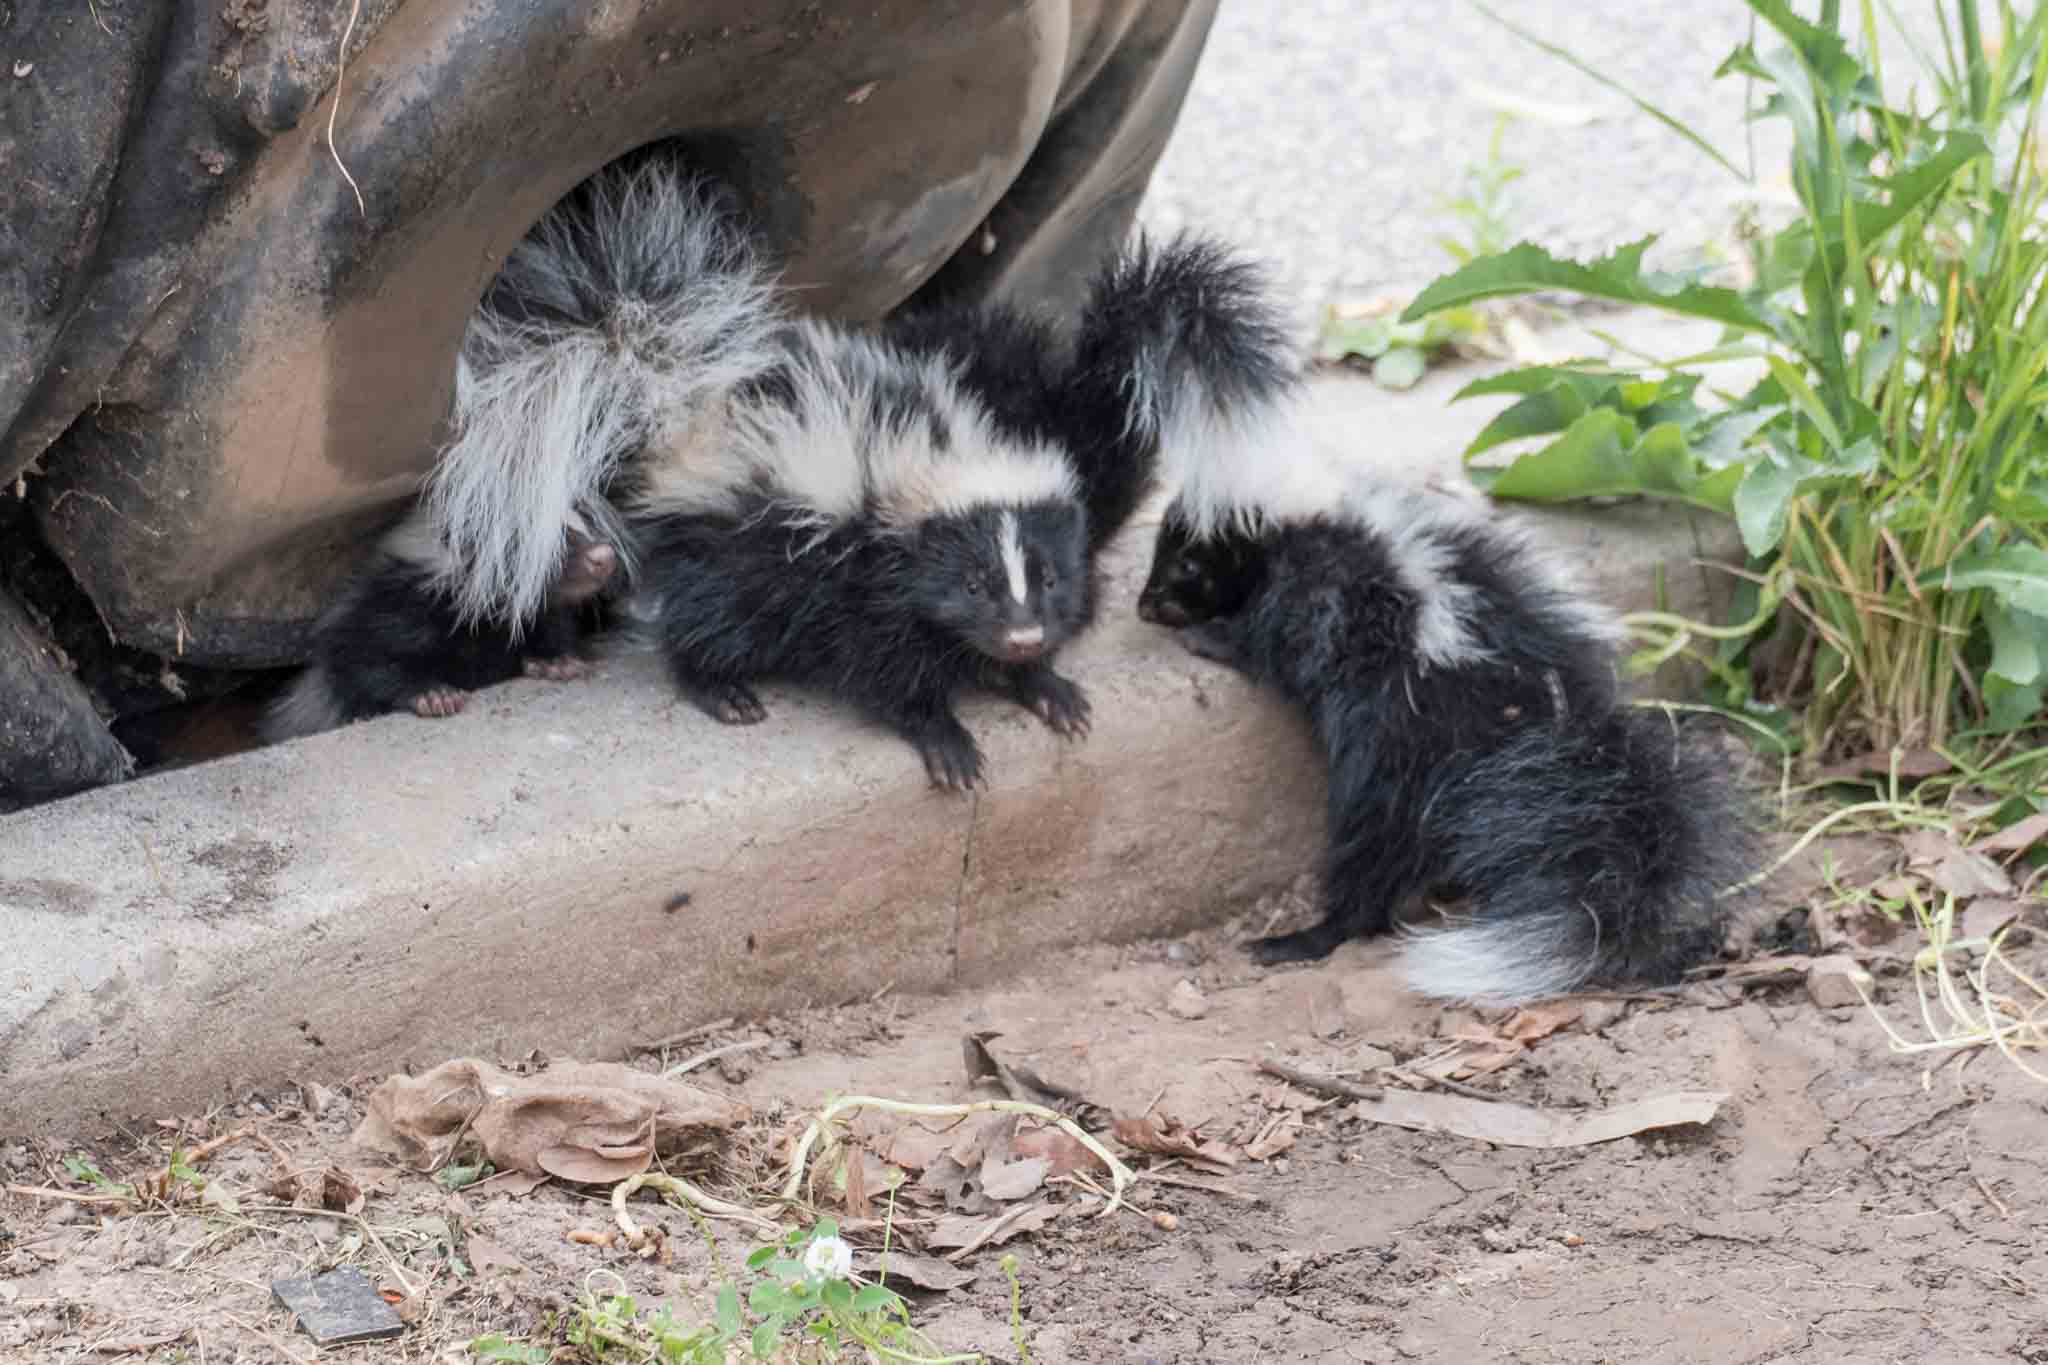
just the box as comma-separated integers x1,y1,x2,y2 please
5,839,2046,1365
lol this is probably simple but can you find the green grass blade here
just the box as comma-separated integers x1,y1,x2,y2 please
1469,0,1748,181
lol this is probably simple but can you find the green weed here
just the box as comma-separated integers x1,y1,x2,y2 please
1405,0,2048,759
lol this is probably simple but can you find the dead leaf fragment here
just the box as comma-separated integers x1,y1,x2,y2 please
1804,955,1872,1009
1243,1110,1302,1162
1166,979,1209,1020
1348,1089,1727,1149
978,1154,1049,1203
1973,811,2048,858
1110,1114,1238,1168
351,1058,747,1181
1501,1000,1584,1043
467,1169,549,1198
927,1201,1062,1261
869,1252,976,1291
1008,1125,1107,1179
1903,830,2015,899
464,1232,526,1278
321,1168,365,1215
1818,748,1952,783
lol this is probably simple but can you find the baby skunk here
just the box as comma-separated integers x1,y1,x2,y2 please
264,510,618,740
627,232,1297,789
268,152,783,739
1137,443,1752,1003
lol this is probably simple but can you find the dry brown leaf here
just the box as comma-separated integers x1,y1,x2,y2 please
1349,1089,1727,1149
1714,954,1818,986
464,1232,525,1279
1008,1125,1107,1179
1973,811,2048,858
961,1034,1102,1123
978,1154,1049,1203
1818,748,1952,783
467,1169,549,1198
1502,1000,1584,1043
1110,1115,1239,1168
1903,830,2015,899
917,1154,992,1215
1243,1110,1301,1162
881,1121,957,1173
926,1201,1063,1260
1959,899,2032,942
351,1059,747,1181
868,1252,976,1292
320,1168,365,1215
536,1144,649,1184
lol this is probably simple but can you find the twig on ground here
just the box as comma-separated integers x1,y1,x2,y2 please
1257,1058,1385,1102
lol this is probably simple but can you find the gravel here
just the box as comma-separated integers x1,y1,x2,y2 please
1140,1,1779,328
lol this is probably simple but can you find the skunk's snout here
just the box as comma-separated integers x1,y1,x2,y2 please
1137,592,1187,627
995,624,1047,662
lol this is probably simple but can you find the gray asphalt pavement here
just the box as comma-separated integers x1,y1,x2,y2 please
1141,2,1773,325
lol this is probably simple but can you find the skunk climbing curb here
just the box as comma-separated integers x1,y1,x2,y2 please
1137,437,1754,1003
626,223,1301,789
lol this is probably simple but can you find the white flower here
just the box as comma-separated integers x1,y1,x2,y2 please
802,1234,854,1283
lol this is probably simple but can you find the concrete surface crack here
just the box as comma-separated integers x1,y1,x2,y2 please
947,792,977,981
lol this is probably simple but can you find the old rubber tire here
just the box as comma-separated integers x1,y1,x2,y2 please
0,0,1217,677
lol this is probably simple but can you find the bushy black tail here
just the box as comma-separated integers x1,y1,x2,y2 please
1059,234,1300,552
1400,708,1753,1004
424,154,784,633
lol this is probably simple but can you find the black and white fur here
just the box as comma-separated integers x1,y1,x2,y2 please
1137,439,1751,1003
630,234,1298,789
267,155,783,738
265,509,617,739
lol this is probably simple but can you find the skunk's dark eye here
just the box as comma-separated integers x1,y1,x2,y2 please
965,578,985,598
1040,565,1057,589
1177,554,1203,576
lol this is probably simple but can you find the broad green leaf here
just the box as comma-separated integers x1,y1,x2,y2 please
1732,457,1805,556
1488,409,1636,499
1452,363,1621,403
1925,544,2048,614
744,1246,776,1271
716,1284,743,1337
1317,316,1392,362
1401,239,1776,334
850,1285,896,1313
1462,383,1594,463
1372,346,1428,390
472,1337,550,1364
1986,604,2048,687
1984,674,2046,732
751,1320,782,1360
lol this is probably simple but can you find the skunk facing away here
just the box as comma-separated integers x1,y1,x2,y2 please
1136,442,1754,1003
265,509,618,740
266,157,782,741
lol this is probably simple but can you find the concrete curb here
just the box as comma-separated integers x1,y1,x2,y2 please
2,366,1744,1135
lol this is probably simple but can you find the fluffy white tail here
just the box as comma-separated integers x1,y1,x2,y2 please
425,159,785,633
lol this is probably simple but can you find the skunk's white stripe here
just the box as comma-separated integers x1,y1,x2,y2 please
998,511,1028,603
425,160,784,634
638,319,1079,538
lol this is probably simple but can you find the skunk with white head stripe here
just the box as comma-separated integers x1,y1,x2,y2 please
1136,427,1754,1003
627,227,1298,788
